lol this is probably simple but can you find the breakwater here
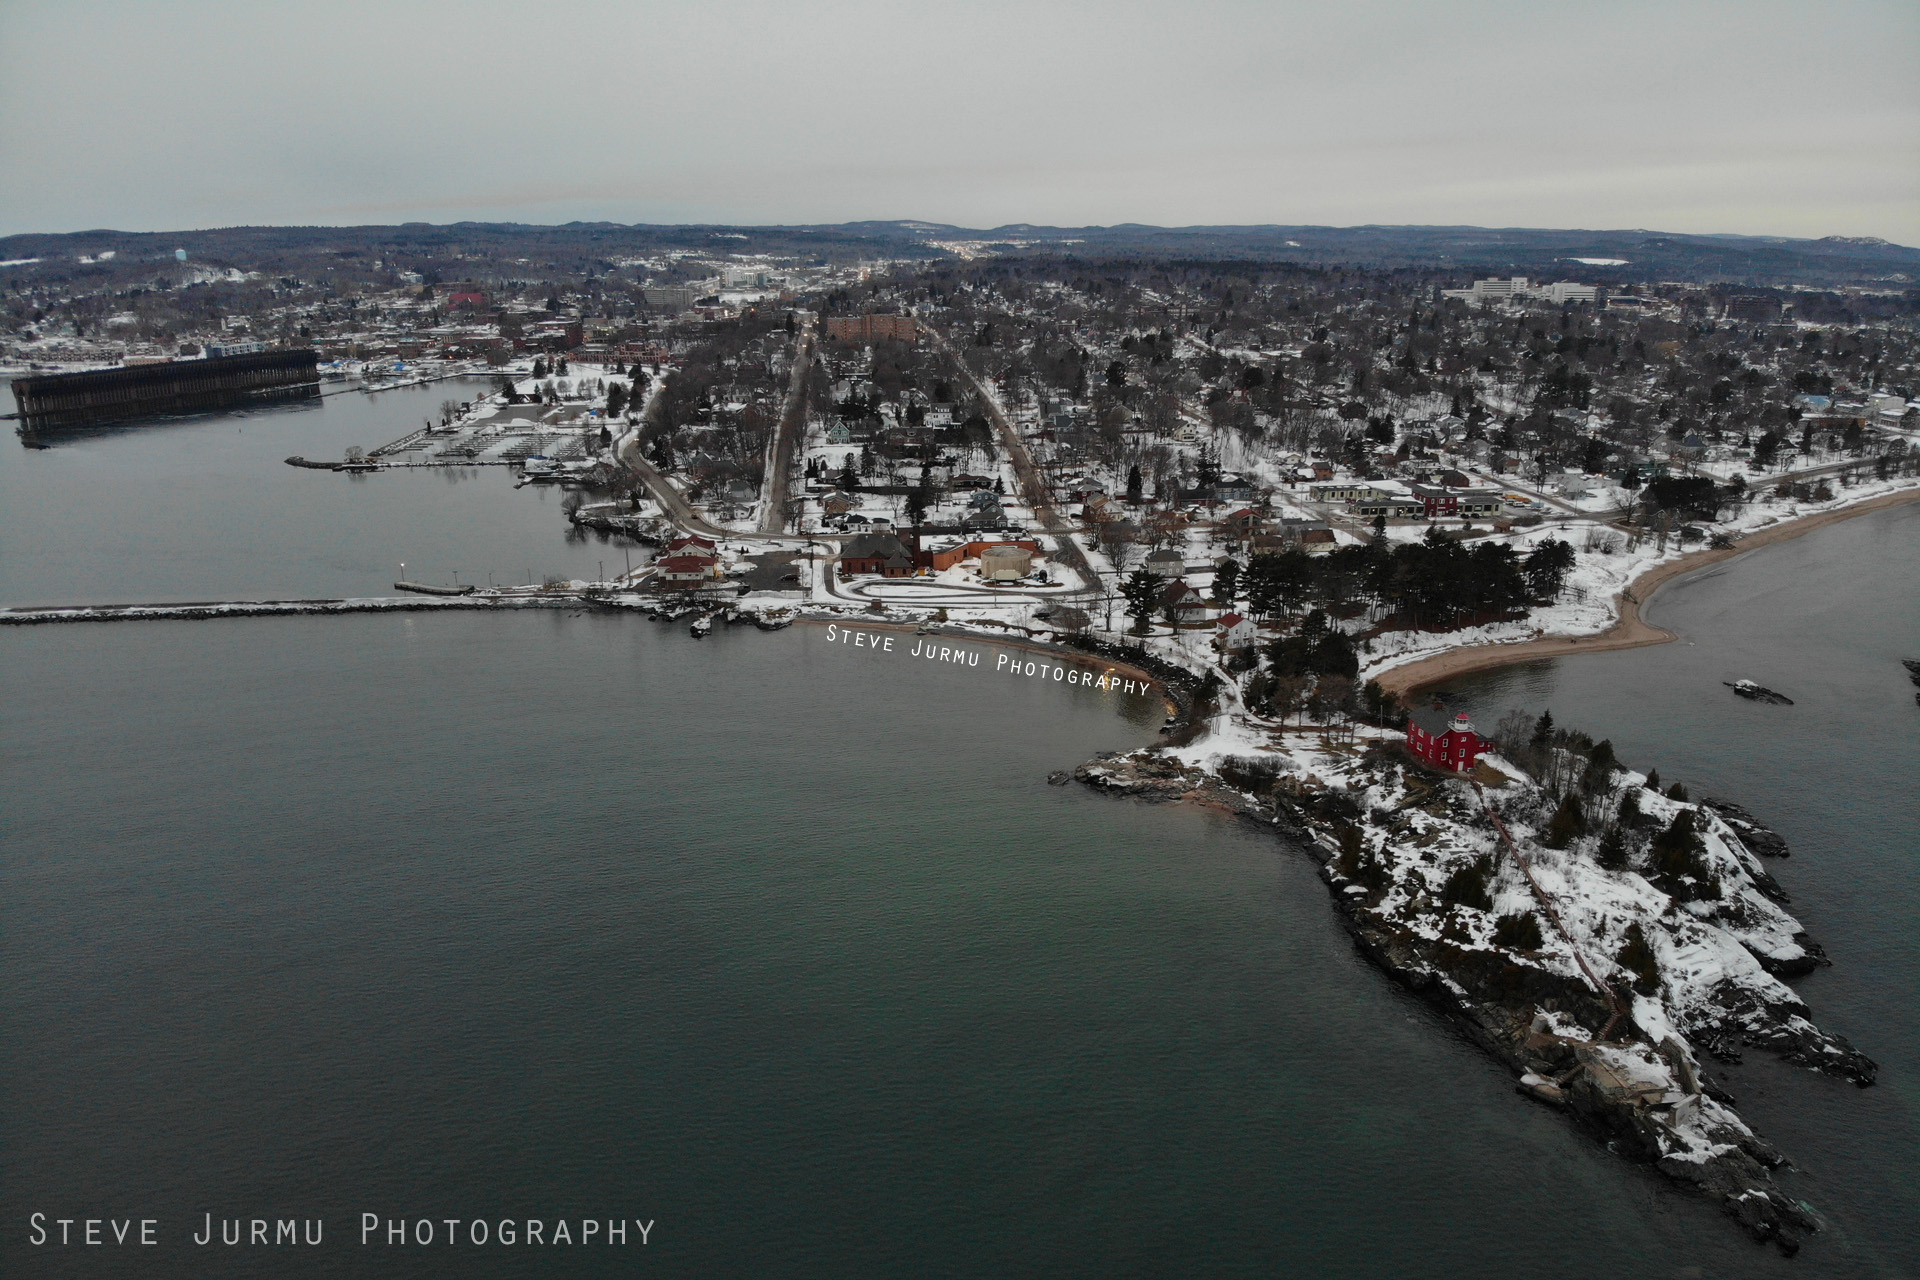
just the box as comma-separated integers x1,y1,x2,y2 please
0,595,576,626
0,592,803,630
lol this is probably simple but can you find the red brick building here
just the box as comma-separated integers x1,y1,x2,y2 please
1406,705,1482,772
840,531,918,577
825,314,917,343
1409,484,1460,518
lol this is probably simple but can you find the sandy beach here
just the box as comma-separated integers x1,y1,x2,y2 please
1376,485,1920,697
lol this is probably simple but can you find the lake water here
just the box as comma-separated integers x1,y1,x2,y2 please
3,401,1915,1277
0,379,623,606
1438,500,1920,1276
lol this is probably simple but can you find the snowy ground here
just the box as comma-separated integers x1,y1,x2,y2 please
1359,471,1920,682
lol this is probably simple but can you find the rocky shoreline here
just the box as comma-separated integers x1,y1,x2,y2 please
1068,742,1873,1255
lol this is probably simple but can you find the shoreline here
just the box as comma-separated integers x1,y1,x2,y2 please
792,614,1177,706
1375,485,1920,697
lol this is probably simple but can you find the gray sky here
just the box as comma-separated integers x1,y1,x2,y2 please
2,0,1915,242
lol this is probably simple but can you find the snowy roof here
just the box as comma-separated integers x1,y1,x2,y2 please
1407,704,1474,737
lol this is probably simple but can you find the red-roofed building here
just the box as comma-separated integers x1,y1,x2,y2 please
1406,705,1482,772
1216,611,1257,650
656,553,719,586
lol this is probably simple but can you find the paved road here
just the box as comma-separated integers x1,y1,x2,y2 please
616,375,730,538
760,318,816,535
920,320,1100,592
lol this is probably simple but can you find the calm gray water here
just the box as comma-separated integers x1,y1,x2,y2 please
1,379,621,606
1437,501,1920,1275
3,403,1915,1277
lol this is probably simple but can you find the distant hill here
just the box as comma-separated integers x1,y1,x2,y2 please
2,220,1914,289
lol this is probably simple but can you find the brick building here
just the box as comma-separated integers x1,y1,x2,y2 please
825,314,918,344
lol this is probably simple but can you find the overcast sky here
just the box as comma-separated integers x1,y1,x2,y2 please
2,0,1914,243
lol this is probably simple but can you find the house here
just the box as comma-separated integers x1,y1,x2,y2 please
1160,580,1214,625
821,492,856,517
1143,547,1185,578
961,502,1007,532
1310,482,1372,504
1278,517,1322,539
665,534,718,556
1406,706,1482,772
1222,507,1265,536
841,532,919,577
655,553,720,587
1211,473,1255,502
1216,611,1258,650
826,422,853,445
1553,471,1594,499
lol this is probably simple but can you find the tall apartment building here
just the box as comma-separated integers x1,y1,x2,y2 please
825,314,918,343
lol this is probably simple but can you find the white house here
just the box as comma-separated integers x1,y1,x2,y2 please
1216,612,1258,650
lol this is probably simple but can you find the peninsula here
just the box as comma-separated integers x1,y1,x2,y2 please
8,225,1918,1252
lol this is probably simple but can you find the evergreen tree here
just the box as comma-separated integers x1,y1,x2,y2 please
1644,768,1661,792
1211,557,1241,605
1615,922,1660,994
1531,709,1555,746
1616,789,1642,828
1440,855,1494,912
1544,793,1586,848
1195,443,1223,489
1126,463,1144,505
1666,781,1689,802
1581,739,1617,793
1596,825,1629,871
532,357,548,379
1122,569,1163,635
1650,811,1718,900
1493,912,1544,950
1523,539,1577,598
